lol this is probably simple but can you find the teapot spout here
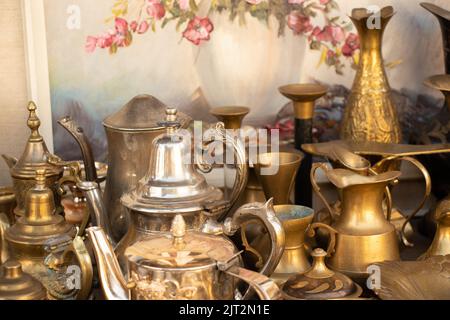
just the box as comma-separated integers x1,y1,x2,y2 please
77,181,115,246
1,154,18,169
86,227,129,300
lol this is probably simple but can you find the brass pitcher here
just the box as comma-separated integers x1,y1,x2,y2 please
311,165,402,279
340,6,402,143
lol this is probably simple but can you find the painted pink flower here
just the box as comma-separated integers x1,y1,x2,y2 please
178,0,190,10
85,36,97,53
287,11,313,35
130,21,138,32
320,0,331,4
137,21,150,34
246,0,263,4
182,17,214,45
313,25,345,46
288,0,305,3
97,32,114,48
147,0,166,20
342,33,360,57
114,18,128,34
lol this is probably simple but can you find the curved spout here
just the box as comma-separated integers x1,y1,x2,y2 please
1,154,18,169
77,181,115,246
86,227,129,300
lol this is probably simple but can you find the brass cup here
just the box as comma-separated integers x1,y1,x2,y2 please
278,84,328,120
254,152,303,205
210,106,250,130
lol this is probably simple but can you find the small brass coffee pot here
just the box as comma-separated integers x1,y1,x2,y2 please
311,166,402,279
87,213,283,300
0,170,92,300
2,102,63,218
0,260,47,300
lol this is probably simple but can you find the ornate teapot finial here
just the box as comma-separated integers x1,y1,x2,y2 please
157,107,181,130
27,101,42,142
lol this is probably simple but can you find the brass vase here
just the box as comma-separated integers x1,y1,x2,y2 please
279,84,327,207
254,152,303,205
340,6,402,144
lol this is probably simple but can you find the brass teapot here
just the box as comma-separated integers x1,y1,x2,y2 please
87,213,283,300
2,102,64,218
310,166,402,280
0,169,93,300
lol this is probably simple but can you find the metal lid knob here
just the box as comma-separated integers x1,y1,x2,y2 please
27,101,43,142
157,108,181,129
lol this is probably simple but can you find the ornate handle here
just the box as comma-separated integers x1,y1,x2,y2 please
311,163,335,221
223,198,285,278
221,265,282,300
306,222,338,257
373,156,431,247
0,213,10,264
58,117,97,182
197,122,248,221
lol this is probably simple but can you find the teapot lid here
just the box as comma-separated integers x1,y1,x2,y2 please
0,261,47,300
125,215,236,269
9,102,62,179
121,108,224,214
282,248,362,300
103,95,191,132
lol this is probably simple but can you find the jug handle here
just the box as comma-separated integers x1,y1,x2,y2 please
223,198,285,278
306,222,338,257
379,156,431,247
62,236,94,300
0,213,10,264
311,163,335,221
219,265,282,300
197,122,248,221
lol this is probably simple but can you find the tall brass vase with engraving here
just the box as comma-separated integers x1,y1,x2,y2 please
341,6,402,144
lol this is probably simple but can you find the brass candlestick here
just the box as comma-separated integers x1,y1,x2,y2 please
254,152,303,205
279,84,327,207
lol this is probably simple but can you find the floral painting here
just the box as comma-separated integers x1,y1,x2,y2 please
43,0,449,161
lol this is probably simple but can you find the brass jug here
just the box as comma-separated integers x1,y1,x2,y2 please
0,169,92,300
340,6,402,143
2,102,63,218
311,166,402,279
102,95,191,241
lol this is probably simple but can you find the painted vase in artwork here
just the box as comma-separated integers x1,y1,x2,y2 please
340,6,402,143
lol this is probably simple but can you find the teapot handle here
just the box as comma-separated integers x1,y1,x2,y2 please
306,222,338,257
311,163,335,221
196,122,248,221
0,213,10,264
223,198,285,277
220,265,282,300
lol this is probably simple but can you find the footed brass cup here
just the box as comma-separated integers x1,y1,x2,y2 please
254,152,303,205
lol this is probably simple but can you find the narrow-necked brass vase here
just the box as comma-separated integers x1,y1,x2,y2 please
254,152,303,205
341,6,402,144
279,84,327,207
2,169,92,300
2,102,63,218
311,166,402,280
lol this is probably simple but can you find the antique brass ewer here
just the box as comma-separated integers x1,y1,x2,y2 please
0,170,92,300
341,6,402,143
310,167,402,279
2,102,63,218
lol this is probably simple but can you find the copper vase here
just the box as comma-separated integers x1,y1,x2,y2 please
340,6,402,144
